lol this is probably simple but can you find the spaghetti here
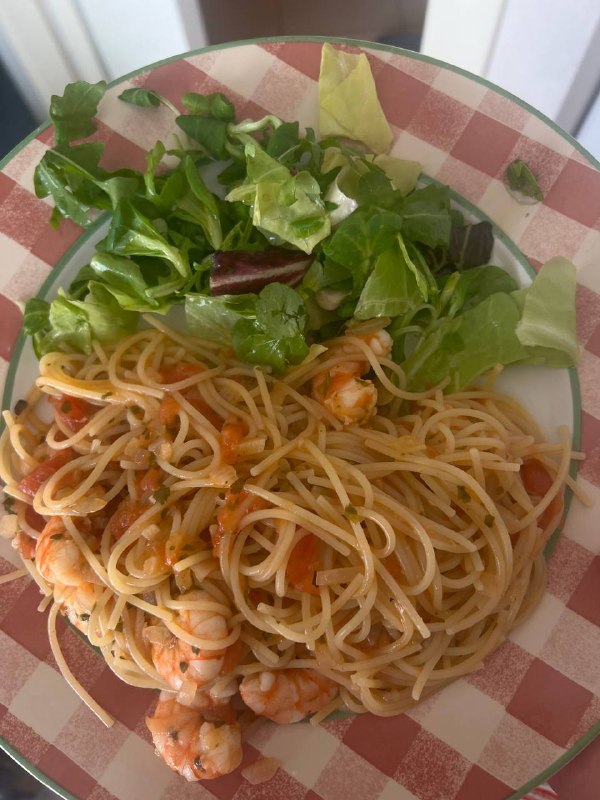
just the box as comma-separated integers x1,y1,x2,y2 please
0,318,577,778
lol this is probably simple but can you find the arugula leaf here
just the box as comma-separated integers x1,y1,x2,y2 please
105,200,190,279
119,88,161,108
34,155,93,227
231,283,309,372
182,92,235,121
399,185,452,248
176,115,229,160
438,265,519,318
322,208,402,282
29,285,138,357
301,257,353,321
34,142,142,226
506,159,543,202
515,257,578,366
23,299,51,337
403,292,527,391
185,293,257,341
88,252,173,312
399,236,436,301
265,121,300,160
220,217,267,252
179,156,222,248
354,246,422,320
447,221,494,270
50,80,107,146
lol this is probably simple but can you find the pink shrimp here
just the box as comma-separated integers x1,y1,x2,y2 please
312,329,393,426
148,589,239,692
35,517,96,587
239,668,338,724
53,581,99,634
146,691,242,781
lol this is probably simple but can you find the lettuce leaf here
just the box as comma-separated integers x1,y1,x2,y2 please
318,43,392,154
185,293,257,341
186,283,309,373
354,246,423,320
226,143,330,253
25,284,138,358
403,292,527,391
231,283,309,372
515,257,579,367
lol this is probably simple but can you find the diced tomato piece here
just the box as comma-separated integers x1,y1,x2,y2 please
107,499,146,540
158,396,180,426
213,490,267,556
220,419,247,465
186,391,222,429
521,459,564,530
220,638,242,676
108,469,165,540
521,459,553,495
159,363,203,384
286,532,321,595
50,395,94,432
17,449,74,497
139,468,161,499
383,554,403,583
25,505,46,532
248,587,269,606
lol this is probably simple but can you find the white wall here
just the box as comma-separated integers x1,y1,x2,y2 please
485,0,600,126
0,0,207,122
577,88,600,160
421,0,505,76
421,0,600,141
74,0,208,81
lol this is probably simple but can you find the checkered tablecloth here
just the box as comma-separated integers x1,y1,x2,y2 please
0,39,598,800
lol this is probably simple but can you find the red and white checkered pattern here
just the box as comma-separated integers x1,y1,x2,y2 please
0,40,599,800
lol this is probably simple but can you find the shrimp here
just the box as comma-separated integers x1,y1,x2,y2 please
12,531,37,561
312,329,393,426
239,668,338,724
35,517,96,587
53,581,99,634
149,589,237,692
146,691,242,781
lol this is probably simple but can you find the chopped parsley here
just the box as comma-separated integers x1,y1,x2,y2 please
153,485,170,505
60,400,72,414
344,504,360,522
457,486,470,502
50,533,64,541
3,496,15,515
179,661,188,673
14,399,28,415
230,477,245,494
101,391,113,400
484,514,495,527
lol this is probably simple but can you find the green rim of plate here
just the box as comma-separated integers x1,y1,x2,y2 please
0,35,596,800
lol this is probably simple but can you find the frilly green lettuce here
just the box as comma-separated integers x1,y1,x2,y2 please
318,43,393,154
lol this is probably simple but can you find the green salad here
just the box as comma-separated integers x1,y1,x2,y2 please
25,43,578,391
